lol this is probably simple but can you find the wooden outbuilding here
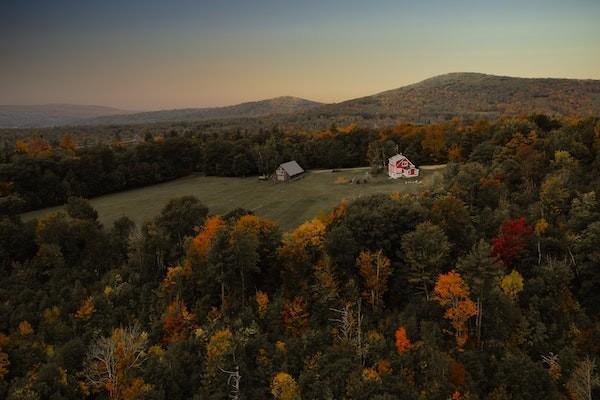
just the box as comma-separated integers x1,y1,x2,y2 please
274,161,305,182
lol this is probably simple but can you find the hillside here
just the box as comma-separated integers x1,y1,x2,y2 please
81,73,600,130
84,96,323,126
304,72,600,125
0,104,130,128
3,73,600,133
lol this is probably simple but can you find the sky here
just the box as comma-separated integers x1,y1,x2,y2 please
1,0,599,110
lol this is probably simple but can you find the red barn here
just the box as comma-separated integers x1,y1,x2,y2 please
388,154,419,178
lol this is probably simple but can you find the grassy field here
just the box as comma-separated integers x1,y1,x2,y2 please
22,167,444,231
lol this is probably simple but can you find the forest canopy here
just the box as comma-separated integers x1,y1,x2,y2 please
0,115,599,399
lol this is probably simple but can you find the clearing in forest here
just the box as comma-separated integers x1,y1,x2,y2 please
22,167,444,231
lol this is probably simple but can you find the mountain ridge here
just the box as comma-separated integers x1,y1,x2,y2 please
0,104,131,128
83,96,323,126
301,72,600,125
0,97,322,129
3,73,600,129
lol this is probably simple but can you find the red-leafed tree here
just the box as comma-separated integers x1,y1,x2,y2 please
491,217,533,267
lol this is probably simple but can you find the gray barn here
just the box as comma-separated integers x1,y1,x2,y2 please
274,161,304,182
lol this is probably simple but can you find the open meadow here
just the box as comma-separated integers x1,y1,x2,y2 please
22,167,444,231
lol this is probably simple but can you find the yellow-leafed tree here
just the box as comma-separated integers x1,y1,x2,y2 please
271,372,300,400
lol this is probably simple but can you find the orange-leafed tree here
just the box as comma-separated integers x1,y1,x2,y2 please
17,321,33,336
0,350,9,381
449,359,466,388
16,136,52,157
281,297,309,336
15,140,30,154
192,216,226,259
162,300,195,344
255,290,269,318
394,326,412,354
190,215,230,312
75,296,95,320
160,265,191,299
30,136,51,155
356,250,392,310
206,328,233,364
447,144,464,162
326,201,348,225
433,271,477,348
421,124,446,160
59,133,77,152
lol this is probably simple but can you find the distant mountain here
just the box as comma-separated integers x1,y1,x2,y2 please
0,104,131,128
84,96,323,126
4,74,600,130
303,73,600,125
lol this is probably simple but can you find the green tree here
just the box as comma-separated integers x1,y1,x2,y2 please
401,222,451,299
156,196,208,257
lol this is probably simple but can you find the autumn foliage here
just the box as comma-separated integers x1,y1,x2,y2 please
192,216,226,258
281,297,309,336
356,250,392,309
433,271,478,348
288,218,326,250
162,300,195,344
491,217,533,267
271,372,300,400
75,296,95,320
500,270,524,300
206,328,233,362
394,326,412,354
15,137,52,157
0,350,9,381
2,116,599,399
84,325,149,400
255,290,269,318
17,321,33,336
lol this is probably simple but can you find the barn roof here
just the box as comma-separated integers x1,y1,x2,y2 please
278,160,304,176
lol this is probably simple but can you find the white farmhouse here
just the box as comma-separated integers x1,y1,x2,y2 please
388,154,419,178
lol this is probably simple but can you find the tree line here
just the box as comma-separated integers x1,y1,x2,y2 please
1,115,563,214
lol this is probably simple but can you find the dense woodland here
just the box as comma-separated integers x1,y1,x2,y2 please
0,116,599,399
0,115,569,213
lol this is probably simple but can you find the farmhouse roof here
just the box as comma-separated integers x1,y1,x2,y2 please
278,160,304,176
389,154,409,163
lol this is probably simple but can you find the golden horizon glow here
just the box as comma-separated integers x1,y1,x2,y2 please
1,1,599,110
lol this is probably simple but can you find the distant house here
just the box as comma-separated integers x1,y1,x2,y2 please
274,161,305,182
388,154,419,178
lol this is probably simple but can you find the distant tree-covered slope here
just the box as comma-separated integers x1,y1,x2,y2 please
84,96,323,126
79,73,600,130
303,72,600,125
3,73,600,134
0,104,130,128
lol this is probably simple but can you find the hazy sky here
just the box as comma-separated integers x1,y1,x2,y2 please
1,0,599,110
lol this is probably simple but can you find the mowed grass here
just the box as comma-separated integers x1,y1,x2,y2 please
22,167,444,231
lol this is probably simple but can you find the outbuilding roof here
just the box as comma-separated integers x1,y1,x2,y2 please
278,160,304,176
